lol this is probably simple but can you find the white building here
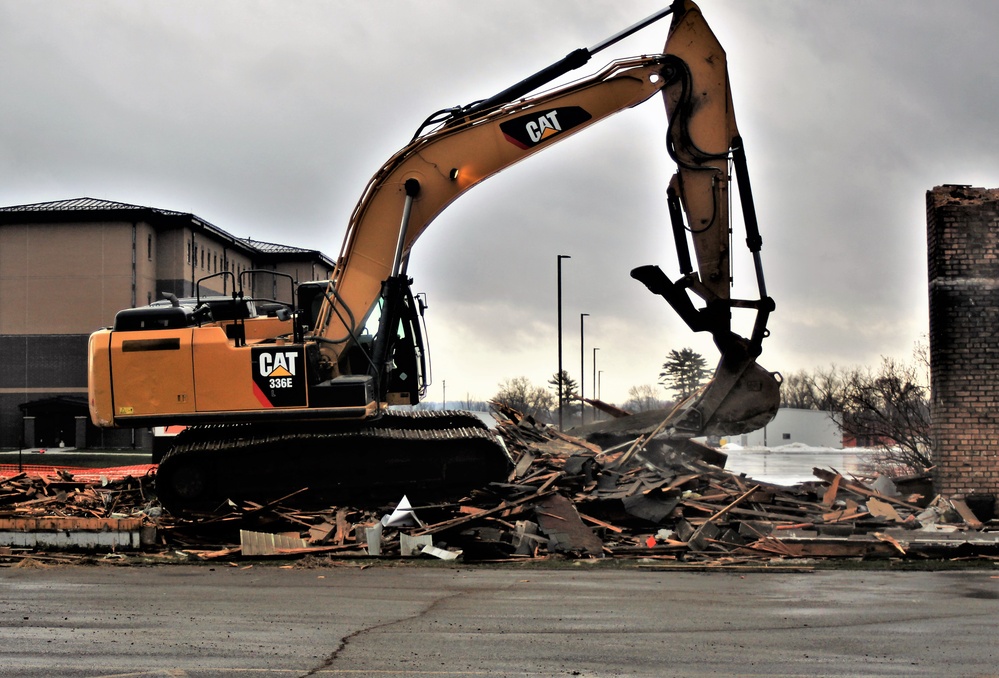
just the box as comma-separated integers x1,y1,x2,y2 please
734,408,843,449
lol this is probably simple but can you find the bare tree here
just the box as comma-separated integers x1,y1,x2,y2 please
779,370,814,409
809,364,850,412
778,365,849,412
493,376,556,422
841,357,932,472
624,384,668,412
777,354,931,474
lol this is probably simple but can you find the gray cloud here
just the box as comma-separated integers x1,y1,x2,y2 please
2,0,996,403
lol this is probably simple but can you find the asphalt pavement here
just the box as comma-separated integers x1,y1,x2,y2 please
1,565,996,677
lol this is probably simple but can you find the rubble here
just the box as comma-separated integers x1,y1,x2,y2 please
1,411,998,567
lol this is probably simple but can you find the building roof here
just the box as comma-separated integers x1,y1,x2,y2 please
238,237,330,261
0,197,335,268
0,197,186,216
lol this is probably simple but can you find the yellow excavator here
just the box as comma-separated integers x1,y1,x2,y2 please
88,0,780,512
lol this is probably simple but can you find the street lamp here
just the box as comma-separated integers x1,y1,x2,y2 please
598,370,604,401
557,254,571,430
592,347,600,400
592,347,600,423
580,312,589,425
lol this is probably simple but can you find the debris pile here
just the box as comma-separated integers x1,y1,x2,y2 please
0,468,155,519
0,468,158,557
1,410,997,566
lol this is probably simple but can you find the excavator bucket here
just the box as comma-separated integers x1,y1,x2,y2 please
665,358,781,439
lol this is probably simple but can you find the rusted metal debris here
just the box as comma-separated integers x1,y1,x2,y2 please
1,410,998,565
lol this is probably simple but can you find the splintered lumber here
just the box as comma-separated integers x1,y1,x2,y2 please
865,497,902,523
412,491,556,536
549,429,602,455
873,532,907,555
811,468,921,510
576,512,624,534
334,508,351,544
822,473,841,506
950,498,984,529
308,521,336,545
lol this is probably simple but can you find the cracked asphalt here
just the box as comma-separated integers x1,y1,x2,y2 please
1,565,997,677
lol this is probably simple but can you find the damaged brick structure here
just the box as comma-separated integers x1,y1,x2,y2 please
926,185,999,516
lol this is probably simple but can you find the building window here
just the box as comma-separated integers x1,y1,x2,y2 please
147,292,152,305
201,248,205,269
187,242,191,264
147,234,153,261
782,433,791,440
213,253,217,273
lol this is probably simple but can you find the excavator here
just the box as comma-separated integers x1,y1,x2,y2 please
87,0,780,512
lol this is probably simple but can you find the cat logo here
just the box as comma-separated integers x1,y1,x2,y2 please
258,351,298,380
500,106,592,150
251,347,306,407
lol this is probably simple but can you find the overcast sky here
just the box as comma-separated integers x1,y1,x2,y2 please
3,1,998,405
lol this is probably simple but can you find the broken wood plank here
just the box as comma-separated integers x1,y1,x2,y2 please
822,473,841,507
950,498,984,529
548,429,602,454
412,491,556,536
812,468,921,510
866,497,902,522
334,508,351,545
576,512,624,534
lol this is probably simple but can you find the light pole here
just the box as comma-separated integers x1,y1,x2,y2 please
592,347,600,400
557,254,571,430
598,370,604,400
580,312,589,425
592,347,600,423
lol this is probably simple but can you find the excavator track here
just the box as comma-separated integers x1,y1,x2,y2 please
155,411,511,514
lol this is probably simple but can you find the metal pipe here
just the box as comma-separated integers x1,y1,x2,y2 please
463,6,673,118
392,179,421,277
588,5,674,54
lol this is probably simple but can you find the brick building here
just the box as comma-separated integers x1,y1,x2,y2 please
0,197,334,451
926,185,999,510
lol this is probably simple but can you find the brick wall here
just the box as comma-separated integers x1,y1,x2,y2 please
926,185,999,504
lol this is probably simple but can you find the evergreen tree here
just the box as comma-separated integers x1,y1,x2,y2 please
659,348,710,400
547,370,579,406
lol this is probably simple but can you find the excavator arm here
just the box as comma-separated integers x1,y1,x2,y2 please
632,0,780,437
320,0,779,437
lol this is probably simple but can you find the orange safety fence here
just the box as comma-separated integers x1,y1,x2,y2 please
0,464,157,482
